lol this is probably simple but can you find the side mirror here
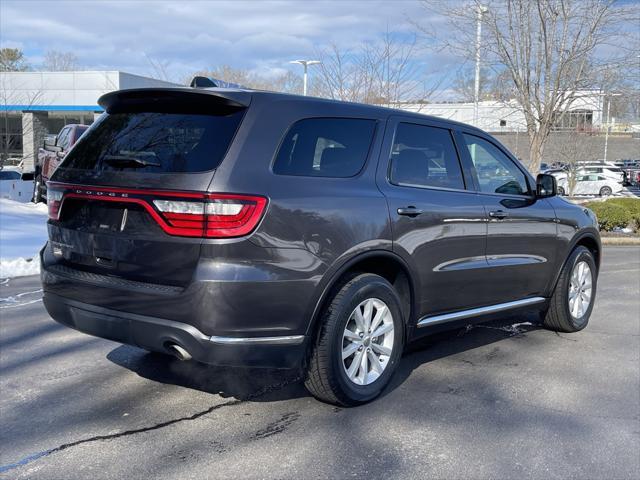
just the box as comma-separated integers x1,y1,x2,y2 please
43,135,57,148
43,135,62,153
536,173,557,198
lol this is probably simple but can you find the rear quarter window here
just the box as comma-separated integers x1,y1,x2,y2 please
273,118,376,178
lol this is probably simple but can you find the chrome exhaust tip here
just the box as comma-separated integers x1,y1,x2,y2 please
166,343,192,361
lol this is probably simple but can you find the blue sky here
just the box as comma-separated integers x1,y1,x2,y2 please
2,0,637,100
1,0,454,83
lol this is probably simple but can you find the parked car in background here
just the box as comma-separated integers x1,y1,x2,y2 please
616,160,640,186
614,159,640,168
0,166,35,202
574,162,624,184
35,124,89,202
557,174,623,196
42,86,601,406
623,168,640,187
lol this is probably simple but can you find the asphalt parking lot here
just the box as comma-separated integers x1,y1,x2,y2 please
1,247,638,479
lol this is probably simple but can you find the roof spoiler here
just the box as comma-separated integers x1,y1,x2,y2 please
98,88,251,114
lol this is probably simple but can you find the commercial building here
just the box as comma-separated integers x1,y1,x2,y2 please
0,71,178,170
401,93,606,133
0,71,630,170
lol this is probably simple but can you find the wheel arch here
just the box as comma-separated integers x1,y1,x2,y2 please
548,230,601,296
304,250,419,342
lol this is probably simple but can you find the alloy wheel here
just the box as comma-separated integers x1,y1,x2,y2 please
568,260,593,319
341,298,395,386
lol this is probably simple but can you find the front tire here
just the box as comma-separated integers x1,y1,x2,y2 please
304,273,405,406
543,246,597,333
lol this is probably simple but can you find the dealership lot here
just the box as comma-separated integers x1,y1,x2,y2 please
1,247,638,479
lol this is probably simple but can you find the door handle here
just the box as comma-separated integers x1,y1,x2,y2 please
489,210,509,219
397,207,424,217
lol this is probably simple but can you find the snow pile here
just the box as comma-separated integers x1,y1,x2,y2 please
0,199,49,278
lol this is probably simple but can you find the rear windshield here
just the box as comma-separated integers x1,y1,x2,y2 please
58,111,244,173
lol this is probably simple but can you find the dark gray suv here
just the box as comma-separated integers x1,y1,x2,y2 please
41,87,600,406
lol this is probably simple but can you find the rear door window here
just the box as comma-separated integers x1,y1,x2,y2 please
389,123,465,190
273,118,376,177
58,111,244,173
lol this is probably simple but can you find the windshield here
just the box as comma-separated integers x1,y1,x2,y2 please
57,111,244,174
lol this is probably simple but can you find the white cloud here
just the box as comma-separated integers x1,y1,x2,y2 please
0,0,438,81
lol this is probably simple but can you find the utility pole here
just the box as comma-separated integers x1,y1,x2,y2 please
473,4,488,128
290,60,321,96
602,93,621,164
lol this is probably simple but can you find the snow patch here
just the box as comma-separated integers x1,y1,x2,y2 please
0,257,40,279
0,199,49,278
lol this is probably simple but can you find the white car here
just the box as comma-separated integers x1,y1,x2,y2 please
548,163,624,185
557,174,623,197
0,167,34,202
575,163,624,184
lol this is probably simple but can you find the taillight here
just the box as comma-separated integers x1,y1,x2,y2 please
47,183,268,239
152,194,267,238
47,188,64,220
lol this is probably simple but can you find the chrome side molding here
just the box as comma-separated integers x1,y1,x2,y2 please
209,334,306,345
417,297,546,328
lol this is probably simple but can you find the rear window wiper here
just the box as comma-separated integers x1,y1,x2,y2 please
103,155,161,168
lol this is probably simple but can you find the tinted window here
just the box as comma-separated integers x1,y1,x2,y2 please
57,127,71,150
273,118,376,177
0,170,21,180
58,111,244,173
463,134,529,196
389,123,464,190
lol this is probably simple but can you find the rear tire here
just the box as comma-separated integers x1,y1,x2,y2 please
543,246,597,333
304,273,405,406
557,186,565,196
599,186,612,197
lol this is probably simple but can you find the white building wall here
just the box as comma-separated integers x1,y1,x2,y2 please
0,71,178,109
400,91,604,132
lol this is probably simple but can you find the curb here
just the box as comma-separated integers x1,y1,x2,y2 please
601,236,640,246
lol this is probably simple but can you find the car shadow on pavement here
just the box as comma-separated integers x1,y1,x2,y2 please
107,312,543,404
382,312,543,401
106,345,308,402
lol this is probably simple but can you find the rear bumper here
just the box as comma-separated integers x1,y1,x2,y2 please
43,291,308,369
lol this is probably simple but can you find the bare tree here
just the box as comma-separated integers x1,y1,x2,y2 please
418,0,638,172
362,31,428,107
313,43,367,102
0,48,30,72
144,54,172,82
555,133,601,195
313,32,438,106
42,50,79,71
0,75,43,168
452,66,491,102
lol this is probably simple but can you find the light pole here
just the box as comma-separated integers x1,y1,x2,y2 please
473,4,488,128
602,92,621,164
290,60,321,96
